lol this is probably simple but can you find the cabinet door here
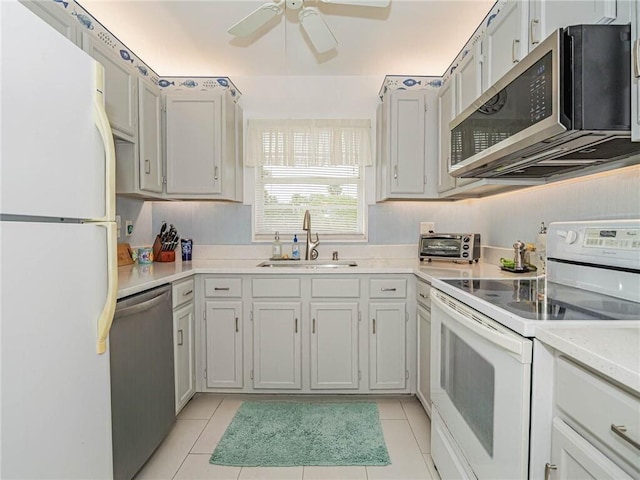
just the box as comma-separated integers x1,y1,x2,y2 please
416,305,431,416
205,301,243,389
82,34,137,140
375,103,389,201
165,93,222,195
437,80,457,193
21,0,79,45
252,302,302,389
310,302,359,390
483,0,526,91
138,77,163,193
456,42,483,114
389,92,427,194
550,418,633,479
369,302,407,390
529,0,622,50
174,302,196,413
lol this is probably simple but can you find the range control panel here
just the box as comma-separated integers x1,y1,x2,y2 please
583,228,640,250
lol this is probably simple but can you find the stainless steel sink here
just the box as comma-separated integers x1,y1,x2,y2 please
257,260,358,268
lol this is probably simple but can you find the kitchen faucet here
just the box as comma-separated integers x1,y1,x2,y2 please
302,210,319,260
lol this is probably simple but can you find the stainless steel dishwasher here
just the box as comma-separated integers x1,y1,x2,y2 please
110,284,175,480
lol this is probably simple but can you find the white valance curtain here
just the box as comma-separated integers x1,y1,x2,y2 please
245,119,373,167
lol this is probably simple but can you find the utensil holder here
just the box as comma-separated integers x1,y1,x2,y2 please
153,235,175,263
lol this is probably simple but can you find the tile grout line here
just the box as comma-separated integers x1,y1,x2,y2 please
400,402,432,473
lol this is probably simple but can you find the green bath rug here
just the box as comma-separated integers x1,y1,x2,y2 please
209,401,391,467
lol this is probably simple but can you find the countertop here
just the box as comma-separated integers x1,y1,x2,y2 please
536,323,640,395
117,258,523,299
117,258,638,394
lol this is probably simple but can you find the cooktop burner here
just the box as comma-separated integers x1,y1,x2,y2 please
441,278,640,321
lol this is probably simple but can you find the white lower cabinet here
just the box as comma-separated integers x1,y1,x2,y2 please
416,279,431,416
204,301,243,388
172,278,196,414
369,302,407,390
252,302,302,389
197,273,414,394
310,302,359,390
550,418,632,480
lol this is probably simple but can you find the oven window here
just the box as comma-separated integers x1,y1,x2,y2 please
422,238,461,257
441,325,495,456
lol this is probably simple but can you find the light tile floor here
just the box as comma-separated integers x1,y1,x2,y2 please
135,394,441,480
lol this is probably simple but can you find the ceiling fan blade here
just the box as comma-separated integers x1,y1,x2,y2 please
299,7,338,54
319,0,390,7
227,2,283,37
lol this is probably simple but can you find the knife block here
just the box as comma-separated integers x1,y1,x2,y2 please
152,235,175,263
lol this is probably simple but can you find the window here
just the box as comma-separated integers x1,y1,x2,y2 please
247,119,371,240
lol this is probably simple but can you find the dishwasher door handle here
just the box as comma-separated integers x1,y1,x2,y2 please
116,290,171,318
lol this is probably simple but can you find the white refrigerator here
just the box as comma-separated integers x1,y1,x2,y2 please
1,1,118,478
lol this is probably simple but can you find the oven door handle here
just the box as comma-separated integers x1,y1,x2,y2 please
432,290,530,361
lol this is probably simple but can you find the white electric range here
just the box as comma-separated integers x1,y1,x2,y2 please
429,219,640,480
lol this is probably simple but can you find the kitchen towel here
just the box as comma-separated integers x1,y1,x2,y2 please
210,401,391,467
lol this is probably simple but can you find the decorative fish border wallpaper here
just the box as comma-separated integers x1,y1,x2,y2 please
46,0,241,99
378,0,505,100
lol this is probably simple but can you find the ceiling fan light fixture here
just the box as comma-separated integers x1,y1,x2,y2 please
227,2,283,37
299,7,338,54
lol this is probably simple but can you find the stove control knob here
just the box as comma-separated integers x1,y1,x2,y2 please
565,230,578,244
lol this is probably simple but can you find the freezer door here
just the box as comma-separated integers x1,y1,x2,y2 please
0,221,113,479
0,1,113,220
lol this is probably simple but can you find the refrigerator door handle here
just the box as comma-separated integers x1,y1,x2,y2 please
93,62,116,222
96,222,118,354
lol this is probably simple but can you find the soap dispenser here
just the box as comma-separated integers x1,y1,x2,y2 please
271,232,282,259
292,234,300,260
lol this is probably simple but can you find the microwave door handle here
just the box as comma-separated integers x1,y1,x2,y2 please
431,290,529,361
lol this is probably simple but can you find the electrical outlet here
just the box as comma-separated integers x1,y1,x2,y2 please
420,222,435,234
125,220,134,237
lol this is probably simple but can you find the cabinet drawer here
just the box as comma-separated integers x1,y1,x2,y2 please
369,278,407,298
172,278,194,308
311,278,360,298
416,279,431,307
556,356,640,471
252,278,300,297
204,278,242,298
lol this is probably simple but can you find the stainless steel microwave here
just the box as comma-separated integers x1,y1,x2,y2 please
419,233,480,263
449,24,639,179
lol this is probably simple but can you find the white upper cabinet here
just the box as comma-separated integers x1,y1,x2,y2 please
21,0,80,45
377,91,434,199
528,0,627,51
82,33,138,141
138,77,163,193
456,40,483,114
437,80,457,194
165,91,240,200
483,0,528,92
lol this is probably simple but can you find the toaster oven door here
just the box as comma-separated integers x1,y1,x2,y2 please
421,236,463,258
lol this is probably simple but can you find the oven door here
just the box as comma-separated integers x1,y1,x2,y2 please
430,289,533,480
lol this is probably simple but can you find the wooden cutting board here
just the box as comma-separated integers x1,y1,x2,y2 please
117,243,135,266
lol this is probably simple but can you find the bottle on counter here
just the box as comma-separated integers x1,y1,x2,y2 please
271,231,282,259
292,234,300,260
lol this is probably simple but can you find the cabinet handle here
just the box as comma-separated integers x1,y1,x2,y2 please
381,287,397,292
419,292,428,298
512,39,520,63
183,289,193,296
144,159,151,174
312,318,316,334
635,39,640,78
544,463,556,480
611,424,640,450
214,287,230,291
214,166,219,181
295,318,298,333
372,318,376,334
393,166,398,180
177,329,184,346
530,18,540,45
235,317,239,333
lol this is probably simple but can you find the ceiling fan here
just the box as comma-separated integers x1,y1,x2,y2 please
227,0,391,54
